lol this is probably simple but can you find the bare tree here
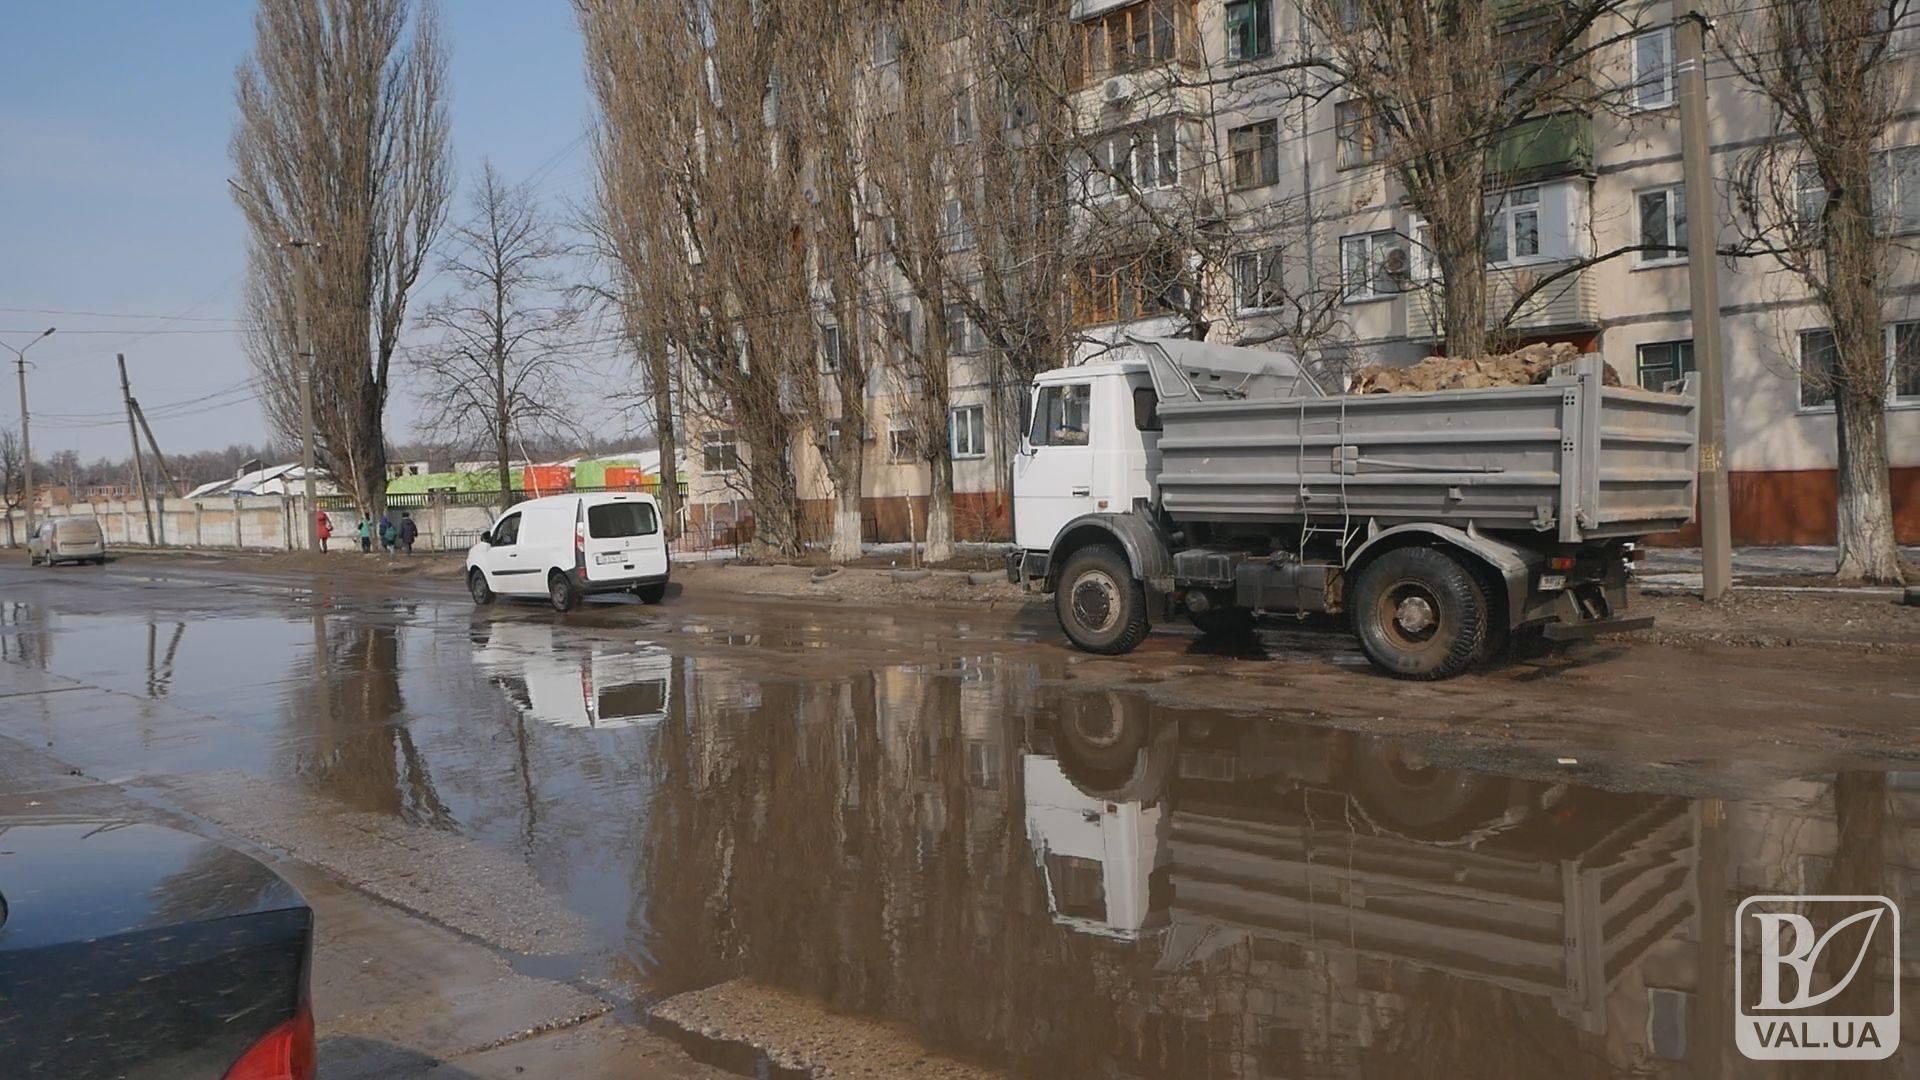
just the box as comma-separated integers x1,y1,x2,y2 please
412,161,585,498
1719,0,1917,583
0,427,24,545
232,0,452,517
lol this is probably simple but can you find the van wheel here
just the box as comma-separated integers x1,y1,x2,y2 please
548,571,580,613
1055,546,1149,655
468,569,495,606
634,582,667,604
1351,547,1487,680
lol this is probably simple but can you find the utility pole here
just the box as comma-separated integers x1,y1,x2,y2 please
130,399,186,498
1678,7,1733,601
3,327,56,541
117,354,156,545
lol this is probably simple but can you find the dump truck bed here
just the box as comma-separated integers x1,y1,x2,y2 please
1143,343,1698,544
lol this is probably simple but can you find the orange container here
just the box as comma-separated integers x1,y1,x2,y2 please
604,466,651,490
521,465,574,493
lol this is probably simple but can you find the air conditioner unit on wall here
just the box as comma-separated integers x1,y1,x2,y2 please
1103,77,1134,106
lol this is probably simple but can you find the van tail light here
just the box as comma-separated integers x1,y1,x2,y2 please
574,518,588,580
223,1003,315,1080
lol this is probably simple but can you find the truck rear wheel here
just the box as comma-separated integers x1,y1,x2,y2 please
1055,546,1149,655
1351,547,1487,679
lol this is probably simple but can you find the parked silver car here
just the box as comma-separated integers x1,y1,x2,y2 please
28,516,106,566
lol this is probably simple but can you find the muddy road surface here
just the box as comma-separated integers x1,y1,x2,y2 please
1,555,1915,1077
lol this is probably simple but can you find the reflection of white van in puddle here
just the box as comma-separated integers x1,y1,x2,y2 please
473,623,673,729
466,493,670,613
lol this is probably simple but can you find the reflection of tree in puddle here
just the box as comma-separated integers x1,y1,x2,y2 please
283,616,452,827
0,601,51,667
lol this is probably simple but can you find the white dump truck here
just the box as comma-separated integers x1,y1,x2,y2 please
1007,338,1700,678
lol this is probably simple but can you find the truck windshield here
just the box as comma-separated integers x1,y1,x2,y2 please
1031,384,1091,446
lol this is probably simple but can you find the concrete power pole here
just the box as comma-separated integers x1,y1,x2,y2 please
1677,7,1733,600
290,239,321,553
4,327,55,541
118,354,156,545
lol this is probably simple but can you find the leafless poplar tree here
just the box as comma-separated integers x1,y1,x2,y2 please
232,0,452,516
0,426,24,515
412,161,585,498
1719,0,1917,583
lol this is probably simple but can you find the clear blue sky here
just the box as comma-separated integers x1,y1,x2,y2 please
0,1,600,462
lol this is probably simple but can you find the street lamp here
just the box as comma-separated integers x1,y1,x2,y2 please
1,327,56,541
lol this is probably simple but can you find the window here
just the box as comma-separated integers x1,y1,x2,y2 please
1031,383,1092,446
1073,0,1195,86
951,95,974,144
1225,0,1272,60
1800,328,1837,408
489,512,521,547
1229,119,1280,190
1635,340,1694,390
588,501,659,538
1897,321,1920,400
1631,28,1676,110
1637,186,1687,264
826,419,848,459
1795,162,1827,227
1233,248,1283,310
1132,386,1162,430
1340,231,1402,300
888,424,920,462
945,303,984,353
1336,101,1383,169
1090,118,1180,197
820,324,845,373
703,429,740,472
1873,146,1920,234
1071,251,1189,325
873,22,901,65
1485,186,1541,265
949,404,987,458
890,307,915,353
944,199,974,250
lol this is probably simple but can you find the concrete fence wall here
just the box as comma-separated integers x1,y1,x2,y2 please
2,496,501,555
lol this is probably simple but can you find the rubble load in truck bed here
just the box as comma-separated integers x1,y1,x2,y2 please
1349,341,1621,394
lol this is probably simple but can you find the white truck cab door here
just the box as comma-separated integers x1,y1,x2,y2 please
1014,381,1099,551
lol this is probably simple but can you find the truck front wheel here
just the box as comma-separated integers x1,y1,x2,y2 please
1055,546,1150,655
1351,547,1487,679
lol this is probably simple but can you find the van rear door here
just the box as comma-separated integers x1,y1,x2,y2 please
581,497,667,583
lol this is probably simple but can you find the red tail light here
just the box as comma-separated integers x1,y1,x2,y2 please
224,1003,315,1080
574,518,588,580
1546,556,1576,571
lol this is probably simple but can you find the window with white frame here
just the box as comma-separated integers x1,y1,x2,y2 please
1795,147,1920,233
1485,186,1542,265
1225,0,1273,60
945,303,984,353
949,404,986,458
1336,101,1383,169
826,419,847,459
1091,118,1180,197
1798,322,1920,407
1340,231,1402,300
888,423,920,463
702,429,739,473
1233,248,1283,310
1636,186,1687,264
890,306,915,354
1635,340,1694,389
944,199,974,250
820,323,846,373
1631,27,1676,110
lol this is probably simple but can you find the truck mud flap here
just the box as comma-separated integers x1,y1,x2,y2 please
1542,614,1654,641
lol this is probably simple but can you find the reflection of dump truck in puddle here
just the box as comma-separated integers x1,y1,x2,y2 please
1022,698,1695,1033
470,622,672,729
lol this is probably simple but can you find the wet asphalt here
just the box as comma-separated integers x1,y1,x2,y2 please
1,555,1916,1078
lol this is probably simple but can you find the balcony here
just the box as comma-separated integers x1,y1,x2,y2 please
1490,112,1593,182
1411,259,1598,342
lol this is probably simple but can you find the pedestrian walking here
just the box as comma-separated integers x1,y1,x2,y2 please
379,514,397,554
357,516,372,554
316,510,332,553
398,512,418,556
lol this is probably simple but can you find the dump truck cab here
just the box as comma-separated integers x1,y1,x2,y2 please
1012,361,1161,554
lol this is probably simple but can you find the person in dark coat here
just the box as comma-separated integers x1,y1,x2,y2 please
398,512,418,555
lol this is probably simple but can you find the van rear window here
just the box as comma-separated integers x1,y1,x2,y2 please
588,502,658,539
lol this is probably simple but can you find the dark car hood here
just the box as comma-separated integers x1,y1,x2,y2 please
0,818,304,952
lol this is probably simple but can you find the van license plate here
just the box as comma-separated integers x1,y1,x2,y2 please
595,552,626,565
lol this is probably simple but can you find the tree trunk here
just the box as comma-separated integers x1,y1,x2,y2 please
742,423,800,558
495,424,513,505
1434,216,1489,357
830,486,863,562
655,401,681,541
922,453,955,564
1834,388,1902,582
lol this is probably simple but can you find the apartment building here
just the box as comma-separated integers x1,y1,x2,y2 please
678,0,1919,546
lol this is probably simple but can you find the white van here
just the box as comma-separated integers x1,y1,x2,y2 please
465,492,670,612
28,516,107,566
